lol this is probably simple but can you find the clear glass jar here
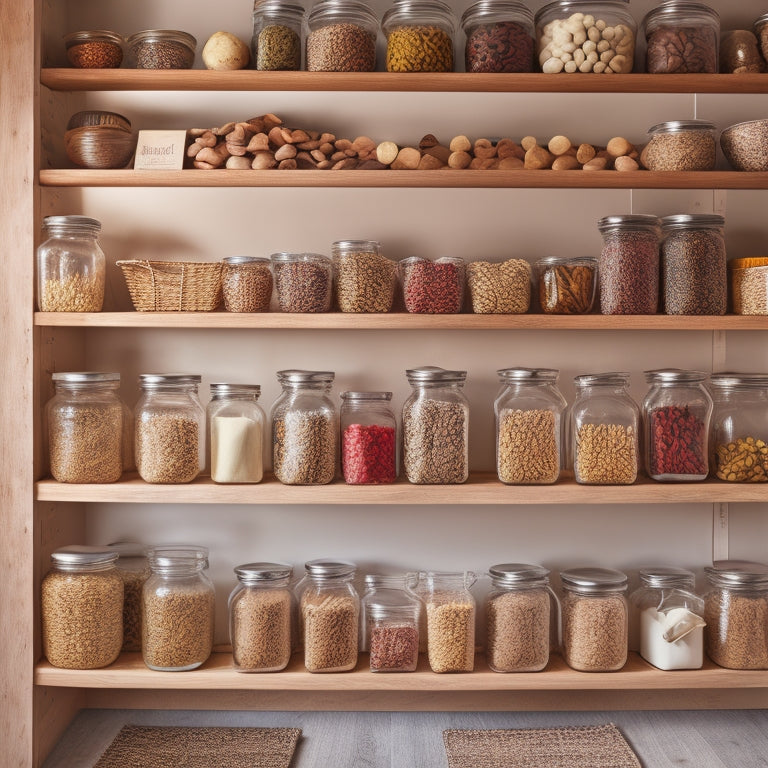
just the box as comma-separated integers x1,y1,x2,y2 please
306,0,379,71
571,372,640,485
340,391,397,484
642,120,717,171
719,30,763,73
755,13,768,62
704,560,768,669
382,0,457,72
207,383,265,484
402,366,469,484
271,252,333,313
64,30,124,68
534,0,637,74
41,545,123,669
597,215,661,316
142,545,215,671
461,0,535,73
642,369,712,482
495,368,567,485
134,374,205,484
535,256,597,315
332,240,395,313
37,215,105,312
661,214,727,316
221,256,273,312
466,258,531,314
229,562,294,672
399,256,465,314
110,541,150,653
126,29,197,69
560,566,628,671
271,370,338,485
252,0,305,70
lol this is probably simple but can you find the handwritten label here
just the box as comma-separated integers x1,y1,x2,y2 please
134,130,187,170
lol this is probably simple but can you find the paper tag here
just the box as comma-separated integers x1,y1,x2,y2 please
134,130,188,170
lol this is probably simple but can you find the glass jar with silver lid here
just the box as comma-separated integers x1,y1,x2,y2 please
642,120,716,171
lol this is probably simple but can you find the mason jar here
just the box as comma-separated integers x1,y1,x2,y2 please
221,256,273,312
399,256,466,313
535,256,597,315
64,30,124,68
252,0,305,69
306,0,379,71
382,0,457,72
642,120,717,171
461,0,535,73
126,29,197,69
271,252,333,312
340,391,397,484
332,240,395,313
110,540,150,653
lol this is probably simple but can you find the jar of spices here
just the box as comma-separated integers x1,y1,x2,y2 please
126,29,197,69
755,13,768,63
560,566,628,672
306,0,379,71
535,256,597,315
403,366,469,484
340,391,397,484
642,369,712,482
134,374,205,484
64,30,124,68
229,562,294,672
466,258,531,314
271,370,338,485
571,372,640,485
332,240,396,313
398,256,465,314
41,545,124,669
660,214,726,316
221,256,273,312
271,252,333,313
207,383,265,484
37,215,106,312
642,120,717,171
252,0,305,70
494,367,567,485
461,0,535,73
110,541,150,653
597,214,661,316
719,29,763,73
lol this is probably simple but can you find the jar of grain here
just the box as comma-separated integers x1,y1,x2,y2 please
306,0,379,71
486,563,557,673
37,215,105,312
64,30,124,68
719,29,763,73
271,252,333,312
560,566,628,672
207,383,265,484
399,256,466,313
340,391,397,484
110,541,150,653
642,120,716,171
730,257,768,316
332,240,395,313
271,370,338,485
126,29,197,69
755,13,768,63
229,562,294,672
466,258,531,314
142,545,215,671
41,545,123,669
571,372,640,485
382,0,457,72
461,0,535,73
252,0,305,70
221,256,273,312
535,256,597,314
704,560,768,669
134,374,205,484
403,366,469,484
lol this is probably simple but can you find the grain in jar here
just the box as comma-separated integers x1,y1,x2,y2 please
221,256,273,312
306,0,379,71
466,258,531,314
535,257,597,315
64,30,124,68
719,29,763,73
730,259,768,316
461,0,535,73
341,391,397,484
252,0,305,70
126,30,197,69
399,256,465,314
332,240,395,313
110,541,150,653
382,0,457,72
642,120,716,171
271,252,333,313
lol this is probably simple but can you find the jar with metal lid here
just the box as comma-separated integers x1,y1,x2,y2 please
41,545,124,669
126,29,197,69
142,545,215,671
719,29,763,73
642,369,712,482
571,372,640,485
461,0,535,73
403,366,469,484
704,560,768,669
382,0,457,72
332,240,395,313
340,391,397,484
560,566,628,671
535,256,597,315
271,370,337,485
134,374,205,484
252,0,305,70
221,256,273,312
64,30,124,68
755,13,768,63
660,214,726,316
306,0,379,71
398,256,465,314
642,120,717,171
494,368,567,485
37,215,105,312
229,562,294,672
110,541,150,652
486,563,558,673
271,252,333,313
597,214,661,316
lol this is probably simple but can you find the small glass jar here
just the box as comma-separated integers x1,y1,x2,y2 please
142,545,215,671
333,240,395,313
271,370,338,485
64,30,124,68
399,256,465,314
704,560,768,669
229,562,294,672
755,13,768,63
41,545,124,670
494,368,567,485
271,252,333,313
571,372,640,485
560,566,628,672
252,0,305,70
461,0,535,73
719,30,763,73
110,541,150,653
37,215,105,312
134,374,205,484
340,391,397,484
221,256,273,312
535,256,597,315
402,366,469,484
642,369,712,482
660,214,727,316
466,258,531,314
597,215,661,316
126,29,197,69
642,120,717,171
306,0,379,71
382,0,457,72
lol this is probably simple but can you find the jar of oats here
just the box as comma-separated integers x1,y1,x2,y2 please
221,256,273,313
110,540,150,653
332,240,395,313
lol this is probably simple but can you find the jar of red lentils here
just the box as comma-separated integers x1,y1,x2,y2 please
340,391,397,484
398,255,465,313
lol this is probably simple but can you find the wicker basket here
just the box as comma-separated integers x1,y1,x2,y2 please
117,260,223,311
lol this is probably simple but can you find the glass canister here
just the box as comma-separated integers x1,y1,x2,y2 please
221,256,272,312
402,366,469,484
461,0,535,73
494,367,567,485
142,545,215,671
755,13,768,63
642,120,717,171
719,30,763,73
535,256,597,315
642,369,712,482
229,562,294,672
399,256,465,314
466,258,531,314
660,214,727,316
340,391,397,484
126,29,197,69
41,545,123,669
306,0,379,71
134,374,205,484
560,566,629,672
571,372,640,485
271,252,333,313
37,215,105,312
332,240,396,313
252,0,305,70
110,541,150,653
64,30,124,68
271,369,338,485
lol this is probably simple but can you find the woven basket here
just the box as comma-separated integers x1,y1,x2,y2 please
117,260,223,311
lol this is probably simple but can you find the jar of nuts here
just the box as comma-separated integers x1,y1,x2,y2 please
340,391,397,484
461,0,535,73
252,0,305,70
306,0,380,71
382,0,457,72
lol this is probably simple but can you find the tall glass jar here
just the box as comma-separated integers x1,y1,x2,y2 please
271,252,333,312
37,215,105,312
221,256,273,312
571,372,640,485
461,0,535,73
252,0,305,70
142,545,215,671
332,240,395,313
382,0,457,72
134,374,205,484
402,366,469,484
110,540,150,653
340,391,397,484
271,370,337,485
306,0,379,71
495,367,567,485
207,383,265,484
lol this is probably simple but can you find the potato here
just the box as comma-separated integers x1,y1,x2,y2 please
202,31,250,71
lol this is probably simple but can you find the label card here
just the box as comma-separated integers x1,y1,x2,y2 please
134,130,188,170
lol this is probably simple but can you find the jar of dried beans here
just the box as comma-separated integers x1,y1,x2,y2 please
382,0,456,72
642,120,717,171
332,240,396,313
271,252,333,313
399,256,465,314
221,256,273,312
340,391,397,484
252,0,305,70
535,256,597,314
461,0,535,73
306,0,379,71
110,541,150,653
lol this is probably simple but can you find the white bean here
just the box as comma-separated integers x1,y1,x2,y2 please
593,61,607,73
564,60,578,73
588,26,601,42
542,56,565,73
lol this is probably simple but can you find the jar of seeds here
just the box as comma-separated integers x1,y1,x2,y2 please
399,256,466,314
221,256,273,312
306,0,379,71
41,545,124,669
252,0,305,70
271,252,333,313
642,120,717,171
110,541,150,653
142,545,215,671
341,391,397,484
466,258,531,314
535,256,597,314
126,29,197,69
462,0,535,73
382,0,457,72
332,240,396,313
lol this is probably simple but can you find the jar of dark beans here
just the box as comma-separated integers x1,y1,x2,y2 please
126,30,197,69
755,13,768,63
382,0,457,72
64,30,124,68
719,29,763,73
306,0,379,71
398,255,465,313
660,214,726,316
461,0,535,73
332,240,395,313
535,256,597,314
271,252,333,312
642,120,716,171
252,0,305,70
340,391,397,484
